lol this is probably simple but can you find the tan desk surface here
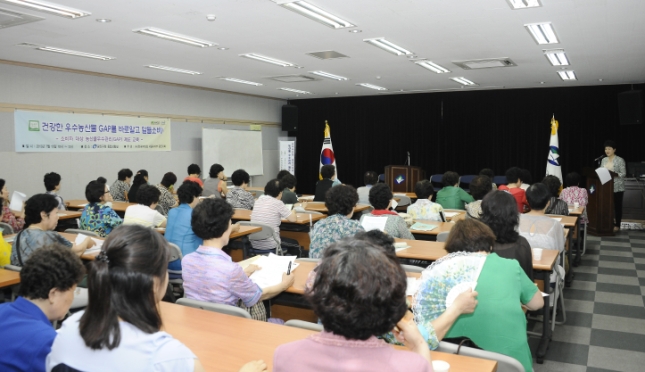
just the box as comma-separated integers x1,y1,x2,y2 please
568,206,585,216
66,200,135,213
232,209,326,225
0,269,20,288
57,211,82,220
532,249,559,271
547,215,578,227
395,239,448,261
394,192,418,199
159,301,497,372
443,209,466,222
410,220,455,235
300,201,371,214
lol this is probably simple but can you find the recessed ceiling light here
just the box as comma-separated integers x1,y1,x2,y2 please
598,78,603,82
280,1,354,29
450,77,477,86
220,77,262,86
310,71,348,81
145,65,202,75
218,47,229,50
349,29,361,33
414,60,450,74
525,22,559,44
278,87,312,94
540,81,545,84
363,38,413,56
240,53,296,67
133,27,217,48
95,18,111,23
507,0,541,10
206,14,216,21
356,83,387,91
543,49,569,66
407,55,418,59
36,46,114,60
0,0,90,19
557,70,577,81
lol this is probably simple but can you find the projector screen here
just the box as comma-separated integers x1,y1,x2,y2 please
202,128,264,176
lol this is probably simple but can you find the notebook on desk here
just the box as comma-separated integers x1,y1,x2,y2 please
410,222,438,231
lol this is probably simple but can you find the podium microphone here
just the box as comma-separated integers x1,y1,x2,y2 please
407,151,411,166
594,155,605,162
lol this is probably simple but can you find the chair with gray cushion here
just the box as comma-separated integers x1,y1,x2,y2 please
176,298,251,319
238,221,281,258
64,228,100,238
436,231,450,242
401,264,424,273
0,222,14,236
285,319,324,332
167,242,183,297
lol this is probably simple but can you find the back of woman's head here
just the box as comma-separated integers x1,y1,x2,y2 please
443,171,459,187
445,219,495,253
309,238,407,340
160,172,177,188
469,175,493,200
526,183,551,210
325,184,358,215
480,191,519,244
542,175,561,197
414,180,434,199
565,172,580,187
177,181,202,205
209,163,224,178
131,173,147,187
24,194,59,227
80,225,169,350
368,183,392,210
85,180,106,203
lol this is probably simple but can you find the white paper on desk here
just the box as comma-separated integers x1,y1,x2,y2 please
361,216,387,232
9,191,26,212
551,217,562,222
406,277,421,297
299,195,314,201
74,234,104,249
390,199,398,209
249,253,299,289
444,212,459,218
595,167,612,185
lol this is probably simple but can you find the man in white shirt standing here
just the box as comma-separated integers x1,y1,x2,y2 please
123,185,167,228
250,179,297,255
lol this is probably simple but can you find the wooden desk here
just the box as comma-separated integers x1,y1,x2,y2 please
57,211,82,220
230,225,262,239
0,269,20,288
395,239,448,261
159,301,497,372
531,248,558,364
568,206,585,216
443,209,466,222
300,202,371,214
66,200,135,213
410,220,455,241
231,209,326,225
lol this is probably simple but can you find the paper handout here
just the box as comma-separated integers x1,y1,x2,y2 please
409,222,438,231
361,216,388,232
75,233,104,252
595,167,612,185
9,191,27,212
406,277,421,297
249,253,299,289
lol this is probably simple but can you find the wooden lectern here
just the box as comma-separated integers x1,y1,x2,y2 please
385,165,425,193
584,167,616,236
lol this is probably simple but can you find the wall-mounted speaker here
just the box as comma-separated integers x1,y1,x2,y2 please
282,105,298,131
618,90,643,125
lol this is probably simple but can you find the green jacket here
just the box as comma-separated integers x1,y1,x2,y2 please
435,186,474,210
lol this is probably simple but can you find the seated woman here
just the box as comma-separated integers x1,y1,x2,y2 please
12,194,94,266
202,163,228,198
123,185,167,228
360,184,414,240
274,238,433,372
80,180,123,237
309,185,365,259
1,178,25,233
182,198,295,321
480,191,533,280
465,175,492,219
357,171,378,206
156,172,178,216
314,165,336,202
184,163,204,188
479,168,497,190
435,171,474,210
126,173,148,204
559,172,588,225
280,174,299,204
407,180,444,221
0,245,84,372
413,219,543,372
48,225,218,371
227,169,255,210
542,175,569,216
110,168,132,202
498,167,529,213
44,172,66,211
167,181,204,271
519,183,566,254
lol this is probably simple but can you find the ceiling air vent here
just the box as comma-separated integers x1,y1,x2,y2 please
306,50,349,60
267,75,317,83
452,58,517,70
0,8,44,29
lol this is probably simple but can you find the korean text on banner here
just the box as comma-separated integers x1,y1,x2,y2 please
14,110,171,153
279,141,296,175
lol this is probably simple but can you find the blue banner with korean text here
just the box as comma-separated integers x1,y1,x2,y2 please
14,110,171,152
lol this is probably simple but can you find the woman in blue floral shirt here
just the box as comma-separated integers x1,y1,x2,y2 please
80,180,123,237
308,185,364,259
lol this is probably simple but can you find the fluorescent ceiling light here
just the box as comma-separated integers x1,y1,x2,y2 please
414,60,450,74
356,83,387,91
543,49,570,66
278,88,312,94
134,27,216,48
557,70,577,81
240,53,296,67
281,1,354,29
363,38,413,56
146,65,202,75
525,23,559,44
507,0,541,9
450,77,477,86
36,46,113,60
0,0,90,18
310,71,348,81
220,78,263,86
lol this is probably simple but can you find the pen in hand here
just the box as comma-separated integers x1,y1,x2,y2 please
287,261,292,275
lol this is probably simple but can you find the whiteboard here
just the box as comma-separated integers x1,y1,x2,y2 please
202,128,264,176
